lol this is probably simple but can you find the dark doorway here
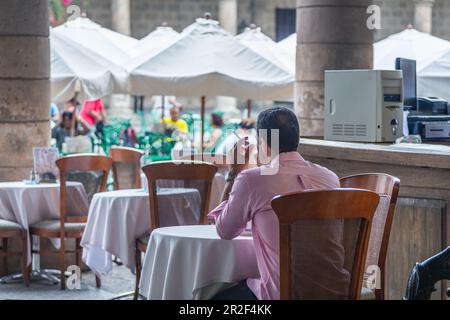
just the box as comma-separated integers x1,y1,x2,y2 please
275,8,296,41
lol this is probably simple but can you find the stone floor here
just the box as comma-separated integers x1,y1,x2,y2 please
0,265,136,300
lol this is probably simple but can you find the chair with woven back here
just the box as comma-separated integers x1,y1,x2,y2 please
179,153,228,175
110,146,143,190
271,189,380,300
134,161,218,299
0,220,29,286
340,173,400,300
29,154,112,290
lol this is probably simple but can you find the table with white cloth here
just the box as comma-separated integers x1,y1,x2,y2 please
141,173,226,211
0,182,88,264
81,188,202,275
139,225,259,300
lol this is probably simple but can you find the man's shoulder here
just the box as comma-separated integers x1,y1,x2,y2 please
308,161,340,186
236,167,265,184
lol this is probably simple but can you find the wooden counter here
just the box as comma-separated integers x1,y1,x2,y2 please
298,139,450,300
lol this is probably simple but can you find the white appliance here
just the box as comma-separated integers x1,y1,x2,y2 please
324,70,404,142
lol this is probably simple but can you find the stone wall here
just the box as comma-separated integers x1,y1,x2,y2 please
375,0,450,41
130,0,218,38
238,0,297,39
431,0,450,40
70,0,112,28
73,1,450,42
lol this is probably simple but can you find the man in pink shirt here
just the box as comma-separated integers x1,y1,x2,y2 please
209,107,348,300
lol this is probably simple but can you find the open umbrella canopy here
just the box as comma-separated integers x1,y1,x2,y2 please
374,27,450,101
419,50,450,101
374,28,450,71
127,17,294,100
237,26,293,73
277,33,296,71
52,16,138,65
134,24,180,56
50,31,128,103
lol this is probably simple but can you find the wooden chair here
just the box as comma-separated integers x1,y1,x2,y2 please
110,146,143,190
340,173,400,300
179,153,228,174
271,189,380,300
0,220,29,286
29,154,112,290
134,161,218,299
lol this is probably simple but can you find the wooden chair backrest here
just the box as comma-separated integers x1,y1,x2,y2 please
179,153,228,171
110,146,143,190
56,154,112,229
271,189,380,300
340,173,400,299
142,161,218,230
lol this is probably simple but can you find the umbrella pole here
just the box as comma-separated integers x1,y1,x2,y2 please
161,95,165,121
201,96,206,154
247,99,252,118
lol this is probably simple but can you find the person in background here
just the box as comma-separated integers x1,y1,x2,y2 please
162,106,189,135
133,95,145,114
79,98,107,138
152,95,182,119
51,111,89,151
209,107,348,300
203,112,224,152
64,97,79,114
50,103,60,128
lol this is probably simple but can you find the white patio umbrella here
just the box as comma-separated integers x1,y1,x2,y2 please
50,31,128,103
52,16,138,65
237,25,293,73
418,50,450,101
374,27,450,101
237,26,294,116
127,17,294,149
374,27,450,71
134,23,180,56
277,33,296,71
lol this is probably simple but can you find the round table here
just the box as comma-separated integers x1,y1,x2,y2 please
81,188,202,275
0,181,88,264
139,225,259,300
141,173,226,211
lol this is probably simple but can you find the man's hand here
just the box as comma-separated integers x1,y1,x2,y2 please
227,137,253,176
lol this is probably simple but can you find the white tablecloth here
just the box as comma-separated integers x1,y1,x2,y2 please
0,182,88,264
81,188,201,275
139,225,259,300
141,173,226,211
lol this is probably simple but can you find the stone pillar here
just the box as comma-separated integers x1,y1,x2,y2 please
217,1,239,116
296,0,374,137
110,0,132,121
219,0,238,35
111,0,131,36
414,0,435,34
0,0,50,181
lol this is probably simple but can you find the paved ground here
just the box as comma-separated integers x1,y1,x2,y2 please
0,265,136,300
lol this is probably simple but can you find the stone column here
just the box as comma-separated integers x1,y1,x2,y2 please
217,1,239,116
219,0,238,35
296,0,374,137
110,0,132,120
414,0,435,34
0,0,50,181
111,0,131,36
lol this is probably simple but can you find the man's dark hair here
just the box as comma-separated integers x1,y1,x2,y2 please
257,106,300,153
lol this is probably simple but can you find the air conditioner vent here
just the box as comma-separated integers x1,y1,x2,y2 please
333,124,367,137
332,124,343,136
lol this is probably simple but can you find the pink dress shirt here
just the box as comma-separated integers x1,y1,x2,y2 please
209,152,348,300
